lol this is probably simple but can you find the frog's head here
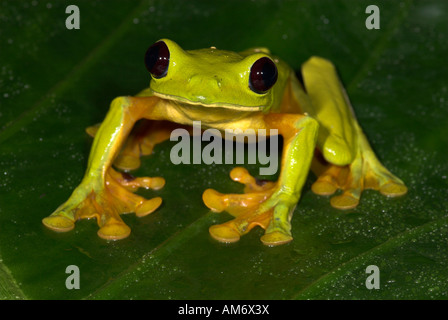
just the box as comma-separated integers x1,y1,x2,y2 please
145,39,289,112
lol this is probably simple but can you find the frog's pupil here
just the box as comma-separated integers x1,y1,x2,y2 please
249,57,278,94
145,41,170,78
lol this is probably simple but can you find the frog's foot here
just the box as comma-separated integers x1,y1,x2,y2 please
311,148,408,210
203,167,296,246
42,168,165,240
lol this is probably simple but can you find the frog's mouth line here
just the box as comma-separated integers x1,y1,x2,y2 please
152,91,264,111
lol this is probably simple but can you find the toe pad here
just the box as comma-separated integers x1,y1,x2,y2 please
42,215,75,232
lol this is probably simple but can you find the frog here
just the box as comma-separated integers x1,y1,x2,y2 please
42,39,407,246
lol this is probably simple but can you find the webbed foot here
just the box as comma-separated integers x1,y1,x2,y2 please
203,167,296,246
42,168,164,240
311,145,407,210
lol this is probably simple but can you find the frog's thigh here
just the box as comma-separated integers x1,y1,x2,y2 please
301,58,407,208
301,56,357,167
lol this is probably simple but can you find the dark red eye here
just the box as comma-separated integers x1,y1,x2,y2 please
249,57,278,94
145,41,170,78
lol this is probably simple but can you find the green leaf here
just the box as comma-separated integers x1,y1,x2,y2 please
0,252,26,300
0,0,447,300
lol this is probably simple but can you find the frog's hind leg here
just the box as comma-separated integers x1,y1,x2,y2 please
311,132,407,209
301,57,407,209
311,126,407,209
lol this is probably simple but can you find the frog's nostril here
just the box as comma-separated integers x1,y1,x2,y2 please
187,74,195,83
214,77,222,89
188,74,202,85
189,74,222,90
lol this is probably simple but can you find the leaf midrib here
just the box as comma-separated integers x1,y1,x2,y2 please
0,253,27,300
86,211,217,299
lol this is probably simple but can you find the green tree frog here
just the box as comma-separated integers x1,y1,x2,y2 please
42,39,407,246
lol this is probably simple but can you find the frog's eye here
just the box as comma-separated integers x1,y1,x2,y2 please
249,57,278,94
145,41,170,79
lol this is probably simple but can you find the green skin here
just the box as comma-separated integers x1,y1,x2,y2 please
42,39,407,246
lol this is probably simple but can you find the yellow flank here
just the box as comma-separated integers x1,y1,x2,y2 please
42,39,407,246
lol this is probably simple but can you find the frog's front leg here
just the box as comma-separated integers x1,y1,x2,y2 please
42,96,165,239
203,114,319,246
87,119,186,172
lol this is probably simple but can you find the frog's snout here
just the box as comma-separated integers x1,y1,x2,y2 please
187,74,223,103
188,74,222,89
